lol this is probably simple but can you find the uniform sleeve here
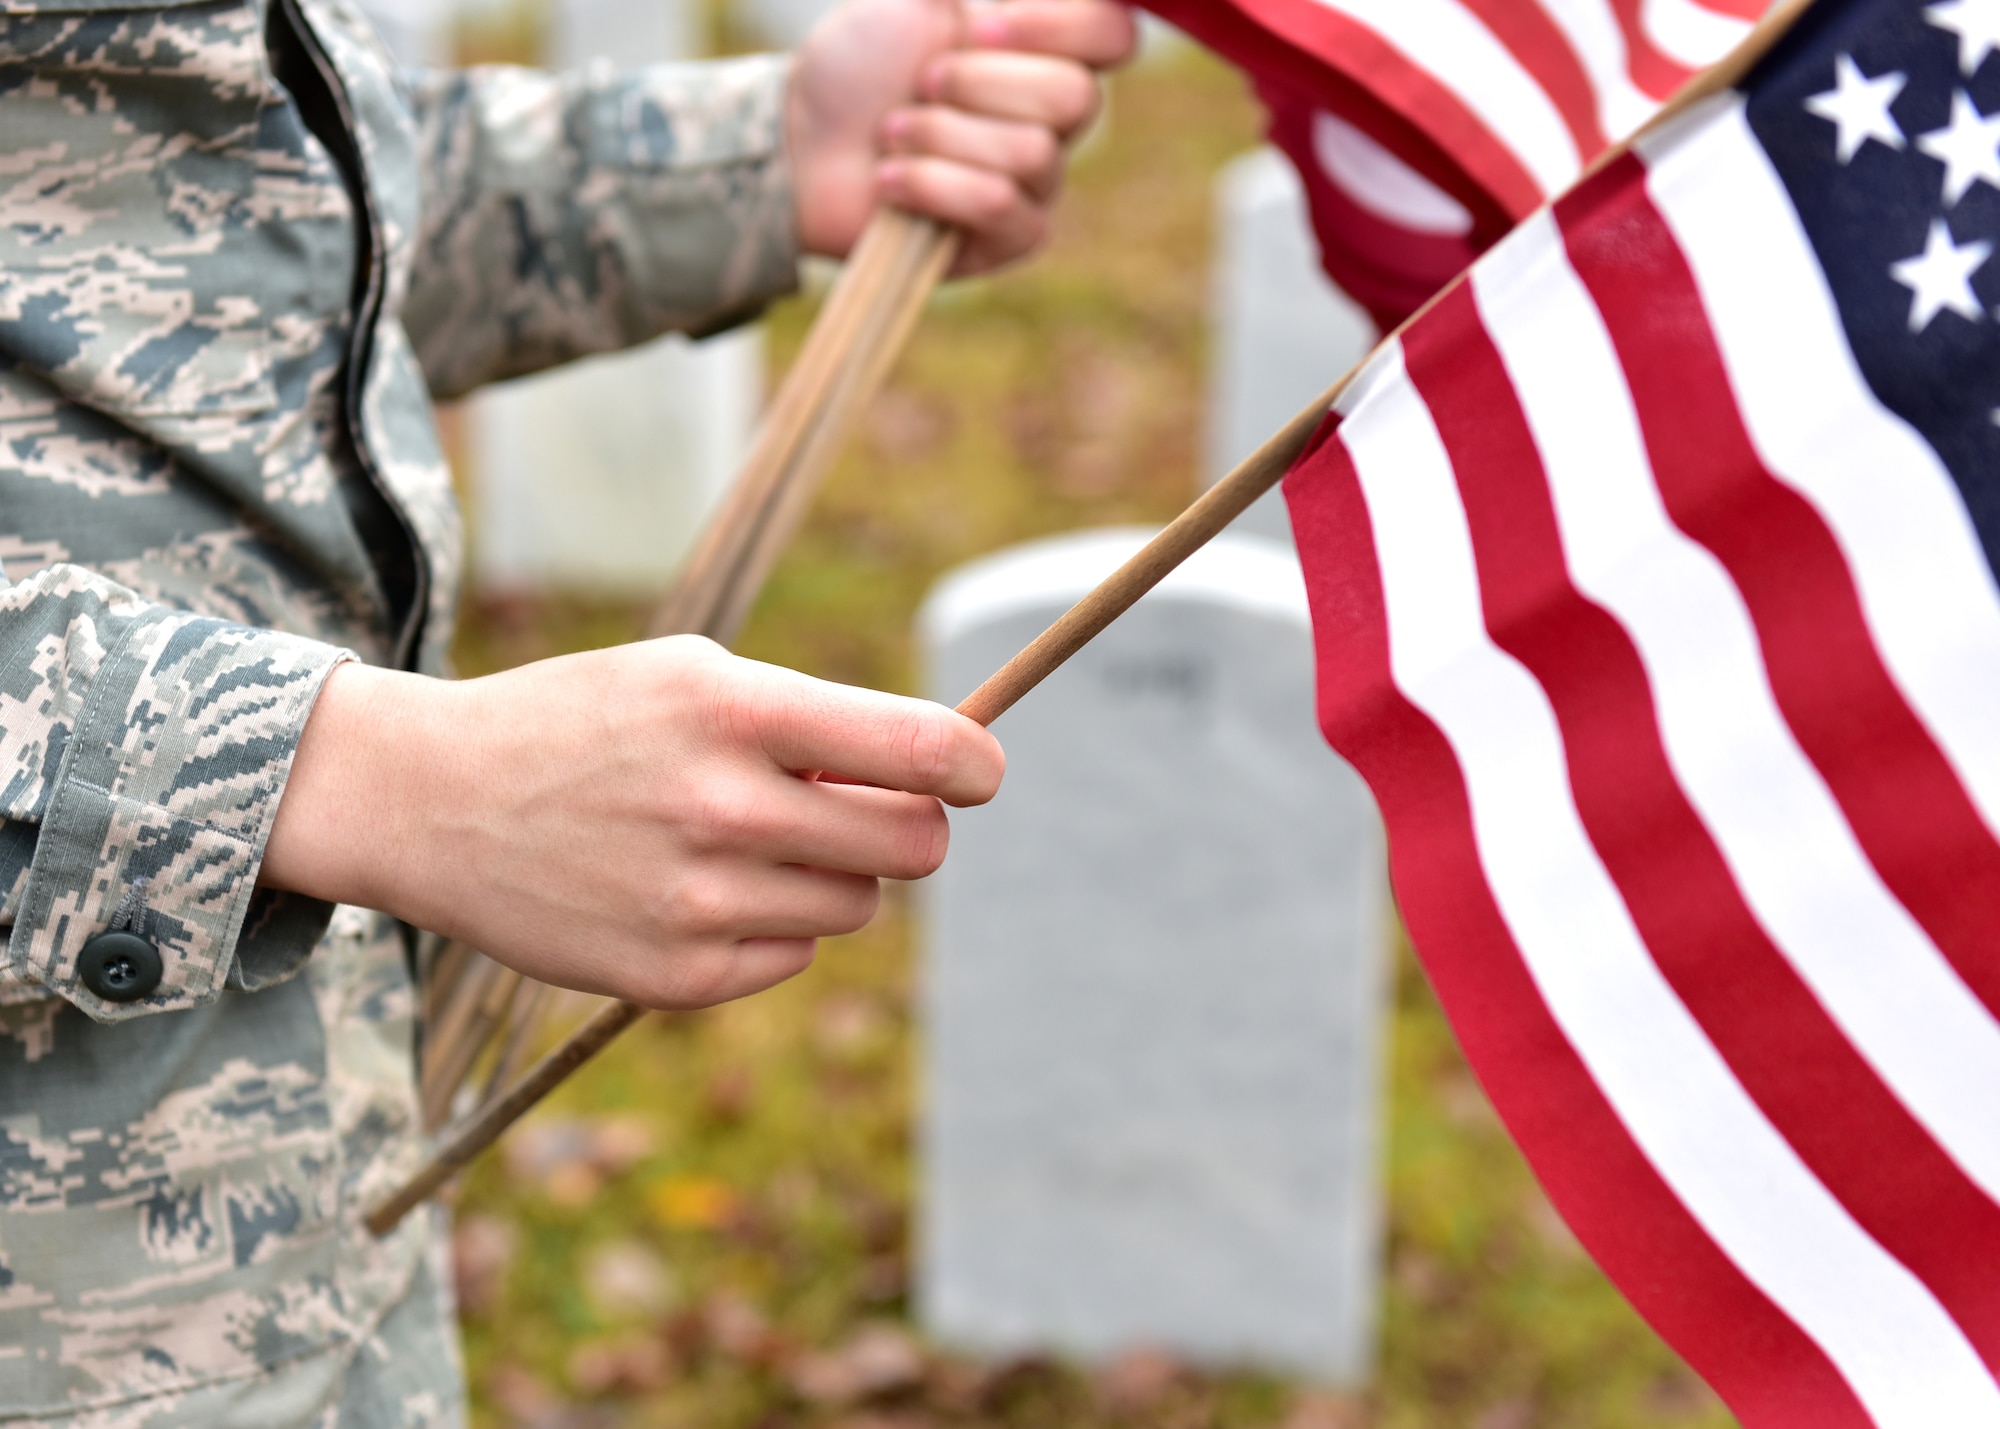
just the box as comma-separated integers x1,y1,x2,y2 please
0,566,353,1023
402,53,800,400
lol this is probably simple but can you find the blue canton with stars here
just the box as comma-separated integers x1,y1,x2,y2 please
1748,0,2000,576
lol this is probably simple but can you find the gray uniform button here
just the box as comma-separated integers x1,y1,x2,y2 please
79,931,163,1003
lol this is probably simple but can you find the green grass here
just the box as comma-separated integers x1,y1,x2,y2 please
448,48,1738,1429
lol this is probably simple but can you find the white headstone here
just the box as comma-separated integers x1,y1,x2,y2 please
917,527,1389,1383
468,0,762,594
1206,148,1377,544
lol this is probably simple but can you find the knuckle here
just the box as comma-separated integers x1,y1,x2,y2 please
929,54,968,102
687,777,760,847
698,666,756,750
662,872,736,934
699,657,800,758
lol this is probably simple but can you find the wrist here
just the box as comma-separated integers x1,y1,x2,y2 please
261,663,452,917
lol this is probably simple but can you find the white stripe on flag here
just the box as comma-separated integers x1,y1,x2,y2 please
1641,0,1753,69
1643,101,2000,857
1534,0,1659,136
1473,209,2000,1211
1311,0,1583,194
1337,339,2000,1427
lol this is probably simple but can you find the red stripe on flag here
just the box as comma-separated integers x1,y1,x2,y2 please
1147,0,1548,216
1691,0,1768,20
1559,155,2000,1028
1403,281,2000,1381
1261,86,1492,330
1607,0,1700,99
1455,0,1609,158
1282,414,1872,1429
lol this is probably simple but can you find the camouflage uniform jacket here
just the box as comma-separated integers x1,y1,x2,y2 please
0,0,799,1422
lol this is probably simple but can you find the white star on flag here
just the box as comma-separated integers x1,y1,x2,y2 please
1891,217,1993,330
1928,0,2000,75
1918,90,2000,203
1805,53,1907,162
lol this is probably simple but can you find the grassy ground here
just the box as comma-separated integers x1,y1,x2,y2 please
446,46,1738,1429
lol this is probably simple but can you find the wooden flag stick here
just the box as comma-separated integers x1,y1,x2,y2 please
478,977,551,1106
700,215,959,642
419,955,522,1132
653,209,958,643
370,0,1821,1238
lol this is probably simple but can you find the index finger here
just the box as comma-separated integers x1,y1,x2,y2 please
967,0,1139,69
748,673,1006,808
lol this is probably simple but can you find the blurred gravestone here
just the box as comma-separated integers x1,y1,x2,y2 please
917,527,1389,1382
1206,148,1377,543
468,0,763,593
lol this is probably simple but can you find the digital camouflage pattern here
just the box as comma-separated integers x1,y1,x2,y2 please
0,0,798,1420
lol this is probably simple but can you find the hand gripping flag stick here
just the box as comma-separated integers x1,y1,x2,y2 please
368,0,1812,1237
411,209,958,1127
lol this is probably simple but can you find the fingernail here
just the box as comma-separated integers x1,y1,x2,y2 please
971,11,1008,45
877,159,907,191
921,57,952,97
883,110,913,142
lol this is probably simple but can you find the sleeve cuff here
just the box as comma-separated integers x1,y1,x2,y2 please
7,610,354,1021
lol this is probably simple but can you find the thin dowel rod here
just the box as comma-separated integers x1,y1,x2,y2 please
705,216,957,642
419,955,520,1132
652,211,949,644
368,999,647,1235
956,394,1335,725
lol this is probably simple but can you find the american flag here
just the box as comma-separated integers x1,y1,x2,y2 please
1143,0,1772,324
1282,0,2000,1420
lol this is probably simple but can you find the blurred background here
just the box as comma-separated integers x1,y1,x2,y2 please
361,2,1740,1424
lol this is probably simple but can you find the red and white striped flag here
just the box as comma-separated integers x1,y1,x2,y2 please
1144,0,1772,324
1283,0,2000,1420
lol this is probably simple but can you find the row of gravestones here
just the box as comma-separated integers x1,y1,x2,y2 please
369,0,1391,1384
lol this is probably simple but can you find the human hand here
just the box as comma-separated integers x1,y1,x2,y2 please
261,637,1005,1010
787,0,1137,275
